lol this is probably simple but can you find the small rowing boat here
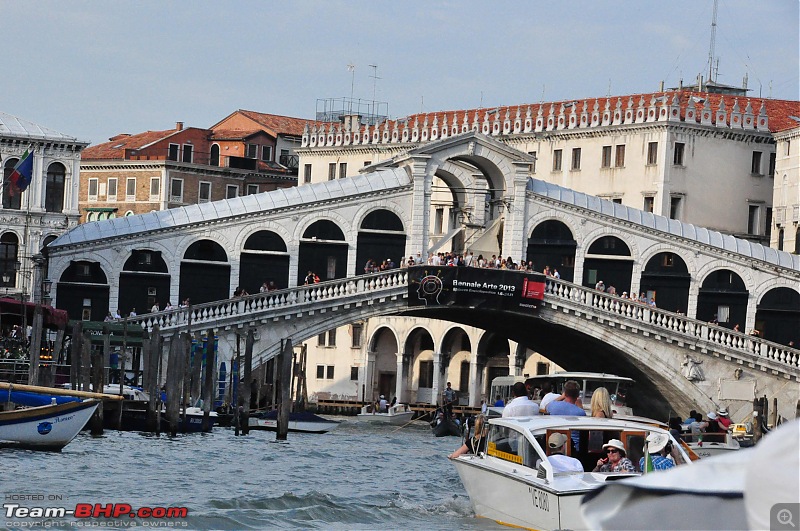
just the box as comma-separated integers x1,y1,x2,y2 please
248,410,339,434
356,403,414,425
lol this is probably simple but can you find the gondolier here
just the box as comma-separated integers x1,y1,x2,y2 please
442,382,457,416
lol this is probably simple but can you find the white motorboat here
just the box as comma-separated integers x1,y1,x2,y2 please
681,430,740,458
450,415,692,530
249,410,339,434
0,399,99,451
356,403,414,425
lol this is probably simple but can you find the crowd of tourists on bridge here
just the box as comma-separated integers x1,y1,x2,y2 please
365,250,562,277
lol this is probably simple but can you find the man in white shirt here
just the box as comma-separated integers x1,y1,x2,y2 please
546,433,584,473
502,382,539,418
538,380,561,412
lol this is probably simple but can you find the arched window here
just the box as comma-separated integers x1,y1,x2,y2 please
2,158,22,210
210,144,220,167
45,162,66,213
0,233,20,288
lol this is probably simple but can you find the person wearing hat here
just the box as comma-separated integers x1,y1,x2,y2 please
593,439,635,473
545,433,584,473
705,411,726,434
717,408,732,429
639,433,677,472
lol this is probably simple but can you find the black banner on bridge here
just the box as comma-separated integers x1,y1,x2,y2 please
407,266,546,312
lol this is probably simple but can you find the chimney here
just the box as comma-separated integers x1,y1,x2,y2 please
176,121,184,131
659,80,664,92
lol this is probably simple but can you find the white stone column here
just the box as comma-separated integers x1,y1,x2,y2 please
431,352,441,405
471,174,488,227
408,155,433,257
745,292,758,331
507,353,520,376
687,281,700,320
501,161,532,261
365,351,376,402
395,352,404,403
468,356,479,407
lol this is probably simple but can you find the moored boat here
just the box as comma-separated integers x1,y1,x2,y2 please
681,430,740,458
430,413,463,437
450,415,692,530
356,403,414,425
248,410,339,434
0,398,98,451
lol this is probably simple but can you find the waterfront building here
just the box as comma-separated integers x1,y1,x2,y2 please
0,112,87,303
79,118,299,224
771,125,800,253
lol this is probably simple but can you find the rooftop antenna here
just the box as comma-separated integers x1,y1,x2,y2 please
607,79,612,97
347,63,355,114
707,0,718,82
540,84,545,103
368,64,380,116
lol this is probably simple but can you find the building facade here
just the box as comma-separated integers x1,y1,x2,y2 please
79,122,297,223
0,112,87,302
771,125,800,253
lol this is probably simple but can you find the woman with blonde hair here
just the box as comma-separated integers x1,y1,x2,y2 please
449,415,489,458
590,387,613,418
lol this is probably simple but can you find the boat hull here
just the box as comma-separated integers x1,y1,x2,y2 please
431,419,462,437
0,400,98,451
248,412,339,434
356,411,414,425
452,456,585,530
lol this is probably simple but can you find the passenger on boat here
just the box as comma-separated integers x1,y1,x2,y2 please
448,415,488,458
443,382,457,416
538,381,560,412
590,387,613,418
545,381,586,416
683,409,698,424
688,412,708,435
593,439,636,473
493,395,504,407
705,411,726,433
638,433,676,472
502,382,539,418
717,408,732,429
545,433,584,473
378,395,388,413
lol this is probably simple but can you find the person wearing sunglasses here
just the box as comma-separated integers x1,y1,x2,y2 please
592,439,635,473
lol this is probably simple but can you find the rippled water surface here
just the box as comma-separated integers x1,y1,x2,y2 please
3,419,506,530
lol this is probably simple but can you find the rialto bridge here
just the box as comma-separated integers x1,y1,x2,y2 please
45,132,800,419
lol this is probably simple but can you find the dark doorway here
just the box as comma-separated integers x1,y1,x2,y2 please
640,252,691,313
756,287,800,345
697,269,748,329
526,220,576,281
56,261,109,321
582,236,633,294
239,230,290,292
356,209,407,274
118,250,170,316
179,240,230,304
298,220,348,284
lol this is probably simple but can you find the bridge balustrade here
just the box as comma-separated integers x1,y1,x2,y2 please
544,277,799,371
124,269,798,373
127,270,409,332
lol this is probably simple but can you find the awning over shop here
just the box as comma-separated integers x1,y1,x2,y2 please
428,226,464,255
69,320,146,347
0,297,69,330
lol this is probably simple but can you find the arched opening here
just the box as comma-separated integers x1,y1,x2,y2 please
210,144,220,167
2,158,22,210
119,250,171,316
356,209,406,274
0,233,20,289
755,287,800,345
441,327,472,402
240,230,289,292
477,332,511,399
777,228,784,251
795,227,800,255
696,269,748,330
45,162,66,213
297,220,347,284
179,240,230,304
368,326,400,402
405,328,435,404
56,261,110,321
526,220,577,281
640,252,691,313
41,235,58,280
582,236,633,294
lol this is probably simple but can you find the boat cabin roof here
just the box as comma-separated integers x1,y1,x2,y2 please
490,414,664,432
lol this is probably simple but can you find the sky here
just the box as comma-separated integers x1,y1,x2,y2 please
1,0,797,147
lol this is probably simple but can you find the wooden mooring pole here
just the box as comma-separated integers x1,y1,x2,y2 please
164,332,185,436
144,325,161,433
276,338,293,441
201,329,215,432
241,329,253,435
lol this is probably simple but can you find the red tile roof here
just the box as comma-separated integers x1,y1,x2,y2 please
210,128,262,140
83,128,181,159
232,110,308,137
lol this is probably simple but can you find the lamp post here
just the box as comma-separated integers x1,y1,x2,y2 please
1,271,10,339
28,253,46,385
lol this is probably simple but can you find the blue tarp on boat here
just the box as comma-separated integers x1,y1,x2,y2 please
0,390,80,406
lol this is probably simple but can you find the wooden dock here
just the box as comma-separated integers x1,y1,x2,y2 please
314,399,480,418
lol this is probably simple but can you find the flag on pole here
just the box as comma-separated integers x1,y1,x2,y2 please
9,150,33,193
643,444,654,473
